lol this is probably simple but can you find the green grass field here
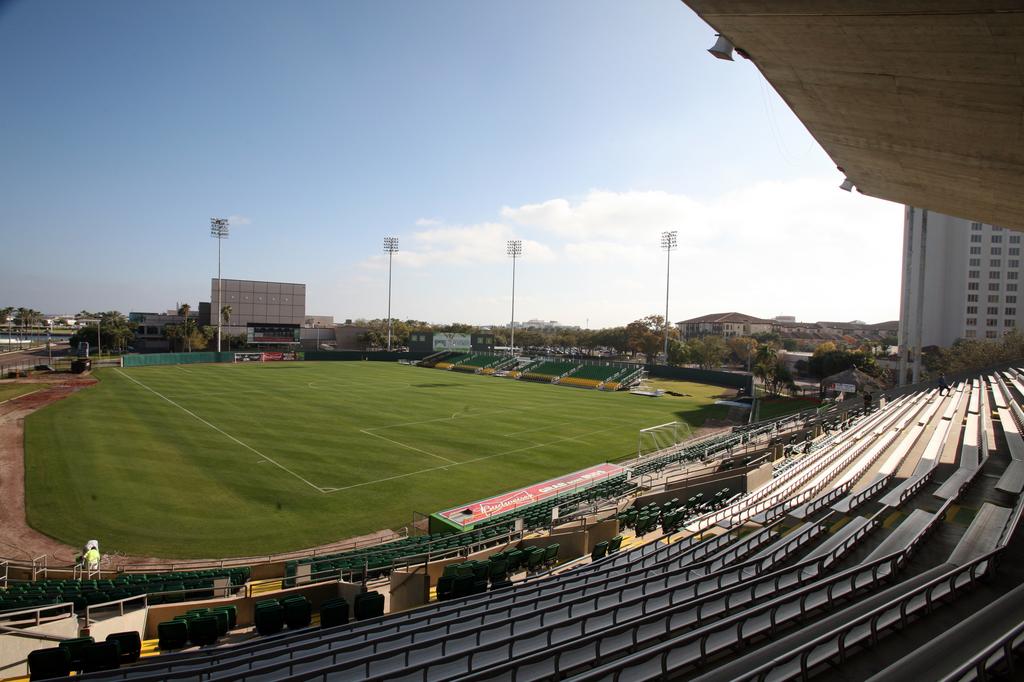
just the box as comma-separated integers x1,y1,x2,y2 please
0,383,42,402
24,361,783,558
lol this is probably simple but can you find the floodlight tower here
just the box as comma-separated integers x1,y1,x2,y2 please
661,230,678,362
507,240,522,356
383,237,399,351
210,218,230,352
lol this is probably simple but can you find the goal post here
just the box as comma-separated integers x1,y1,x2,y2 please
637,421,691,460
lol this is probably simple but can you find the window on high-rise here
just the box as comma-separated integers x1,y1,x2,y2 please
1006,308,1016,316
990,283,1001,291
987,307,999,315
993,235,1003,243
969,294,979,302
1010,272,1020,280
992,247,1003,255
1008,319,1017,328
988,319,999,326
971,235,983,243
987,330,998,338
1011,260,1020,268
967,306,978,314
971,246,982,254
965,330,977,338
1010,284,1020,291
972,222,983,230
991,259,1002,267
968,282,980,290
989,295,999,302
969,270,979,278
993,226,1003,231
970,258,981,266
1011,235,1021,244
1010,248,1020,256
991,271,1002,279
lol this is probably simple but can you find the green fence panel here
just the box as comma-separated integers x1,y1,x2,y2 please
122,352,234,367
303,351,432,362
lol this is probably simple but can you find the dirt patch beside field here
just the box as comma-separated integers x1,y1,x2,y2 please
0,376,100,563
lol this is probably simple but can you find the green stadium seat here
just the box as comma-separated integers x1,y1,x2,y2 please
105,631,141,663
609,535,623,553
543,543,560,565
436,575,456,601
591,541,609,561
58,636,94,670
82,641,121,673
157,620,189,650
212,605,238,629
281,595,312,629
354,591,385,620
27,647,72,681
254,602,284,636
320,597,350,628
187,615,219,646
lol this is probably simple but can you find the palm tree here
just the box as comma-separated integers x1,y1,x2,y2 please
178,304,192,351
221,306,232,350
0,306,13,349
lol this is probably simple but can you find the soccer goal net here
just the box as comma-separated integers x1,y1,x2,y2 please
636,421,691,459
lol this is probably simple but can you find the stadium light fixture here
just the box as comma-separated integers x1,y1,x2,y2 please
708,34,735,61
210,218,230,352
839,178,854,192
661,231,678,363
384,237,399,351
507,240,523,356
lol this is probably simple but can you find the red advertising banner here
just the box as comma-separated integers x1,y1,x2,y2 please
436,463,625,528
261,352,297,362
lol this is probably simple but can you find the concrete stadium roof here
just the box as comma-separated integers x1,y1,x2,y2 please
682,1,1024,229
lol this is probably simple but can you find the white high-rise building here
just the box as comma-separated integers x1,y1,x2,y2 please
898,207,1024,384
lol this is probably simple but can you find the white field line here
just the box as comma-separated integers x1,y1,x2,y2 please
359,429,458,464
175,365,193,374
502,413,613,437
0,388,43,407
114,368,327,494
361,406,538,432
327,422,627,493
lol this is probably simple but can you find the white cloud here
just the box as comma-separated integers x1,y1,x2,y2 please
502,190,705,242
359,221,555,271
343,178,904,327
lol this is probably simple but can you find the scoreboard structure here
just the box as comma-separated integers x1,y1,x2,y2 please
408,331,495,353
246,322,300,345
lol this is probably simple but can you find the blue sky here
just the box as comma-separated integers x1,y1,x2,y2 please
0,0,904,326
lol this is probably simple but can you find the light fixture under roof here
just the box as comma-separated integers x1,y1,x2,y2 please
708,34,734,61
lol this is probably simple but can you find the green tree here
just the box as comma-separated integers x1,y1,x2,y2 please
178,304,192,351
688,336,728,369
221,305,233,349
727,336,758,369
667,339,691,366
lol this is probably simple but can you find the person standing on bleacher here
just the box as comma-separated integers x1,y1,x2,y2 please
937,373,950,396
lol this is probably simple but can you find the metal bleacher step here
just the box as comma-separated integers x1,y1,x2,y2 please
947,502,1013,566
863,508,935,564
865,582,1024,681
996,459,1024,494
